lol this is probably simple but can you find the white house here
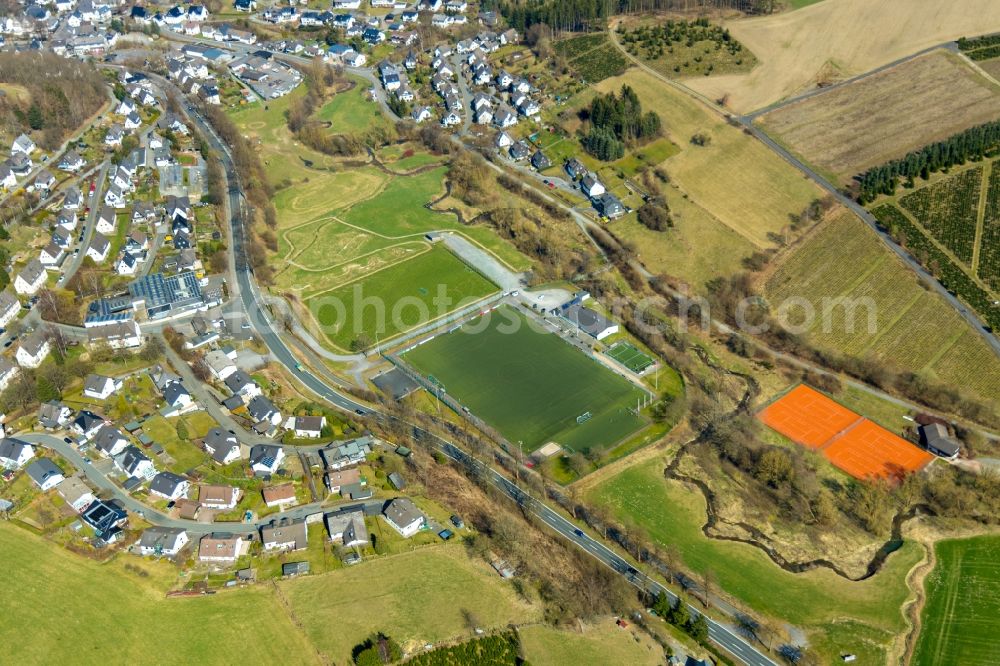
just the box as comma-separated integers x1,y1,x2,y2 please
163,381,194,412
411,106,432,123
198,484,241,509
0,165,16,190
260,518,307,552
494,131,514,150
198,533,246,563
325,510,369,547
105,125,125,147
57,210,78,231
88,320,143,350
96,207,116,234
262,483,297,509
116,97,137,116
0,359,20,393
87,233,111,263
149,471,190,501
104,184,127,209
57,477,96,512
59,152,86,173
116,253,139,276
291,416,325,439
203,428,241,465
0,437,35,469
138,526,189,556
204,350,237,380
90,424,128,456
581,174,605,199
83,374,120,400
11,134,35,156
16,330,51,369
0,291,20,328
14,259,47,296
26,458,65,491
115,445,156,480
38,401,73,430
249,444,285,476
39,243,65,268
382,497,424,538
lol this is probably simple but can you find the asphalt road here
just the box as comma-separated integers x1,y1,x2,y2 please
61,162,110,285
101,51,786,662
22,432,383,536
171,88,778,665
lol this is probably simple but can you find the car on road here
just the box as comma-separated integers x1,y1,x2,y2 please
83,457,92,464
295,363,304,372
354,409,365,415
573,528,584,537
62,437,73,444
547,181,555,189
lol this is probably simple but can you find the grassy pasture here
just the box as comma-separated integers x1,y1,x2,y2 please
315,76,389,135
912,536,1000,665
686,0,1000,113
403,306,648,453
765,211,1000,406
338,166,450,236
519,619,665,665
282,545,537,664
227,86,365,194
758,51,1000,184
309,244,497,350
595,69,820,249
0,522,317,665
586,460,922,664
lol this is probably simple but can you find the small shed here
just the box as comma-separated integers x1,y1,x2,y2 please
388,472,406,490
282,561,310,576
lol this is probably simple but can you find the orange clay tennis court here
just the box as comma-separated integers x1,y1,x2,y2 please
758,385,933,481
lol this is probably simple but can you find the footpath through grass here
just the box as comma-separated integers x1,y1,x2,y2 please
912,535,1000,666
403,306,648,453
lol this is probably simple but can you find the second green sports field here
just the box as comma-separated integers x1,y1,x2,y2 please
403,306,648,453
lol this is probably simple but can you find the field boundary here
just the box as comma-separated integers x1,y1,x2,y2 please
972,160,992,273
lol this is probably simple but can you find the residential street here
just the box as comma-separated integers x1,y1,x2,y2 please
60,161,110,285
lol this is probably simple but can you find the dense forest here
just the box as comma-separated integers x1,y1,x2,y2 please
0,52,107,150
492,0,776,33
582,85,661,160
856,119,1000,203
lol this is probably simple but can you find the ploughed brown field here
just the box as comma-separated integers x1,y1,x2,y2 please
757,50,1000,183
